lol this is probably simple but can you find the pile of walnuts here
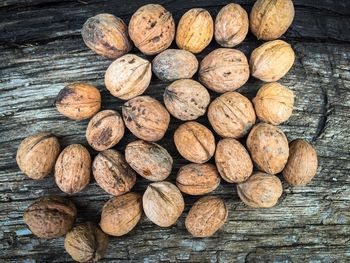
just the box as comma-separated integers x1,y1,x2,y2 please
16,1,319,262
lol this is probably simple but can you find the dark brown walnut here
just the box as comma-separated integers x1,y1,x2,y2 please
143,181,184,227
215,138,253,183
64,222,109,263
93,149,136,196
208,92,256,139
176,163,221,195
174,121,216,164
128,4,175,55
283,139,318,186
55,144,91,194
246,123,289,174
86,110,125,151
23,195,77,238
122,96,170,142
100,192,142,236
55,83,101,120
185,196,228,237
16,132,60,180
237,172,283,208
164,79,210,121
81,13,132,59
125,140,173,182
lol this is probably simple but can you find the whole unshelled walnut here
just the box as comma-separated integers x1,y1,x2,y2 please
185,196,228,237
55,83,101,120
104,54,151,100
283,139,318,186
164,79,210,121
23,195,77,238
122,96,170,142
125,140,173,182
55,144,91,194
208,92,256,138
143,181,184,227
16,132,60,180
250,40,295,82
128,4,175,55
237,172,283,208
253,82,294,125
64,222,109,263
81,13,132,59
199,48,249,93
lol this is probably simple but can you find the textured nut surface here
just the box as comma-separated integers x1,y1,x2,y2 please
164,79,210,121
82,13,132,59
129,4,175,55
100,192,142,236
104,54,151,100
64,222,109,263
125,140,172,181
283,139,318,186
16,132,60,180
208,92,256,138
93,149,136,196
143,181,184,227
250,0,295,40
215,138,253,183
176,163,220,195
215,3,249,47
253,82,294,125
152,49,198,81
122,96,170,141
237,172,283,208
250,40,295,82
185,196,228,237
23,196,77,238
174,121,216,164
55,144,91,194
176,8,213,53
199,48,249,93
247,123,289,174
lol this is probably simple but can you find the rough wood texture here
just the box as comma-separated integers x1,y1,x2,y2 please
1,0,350,262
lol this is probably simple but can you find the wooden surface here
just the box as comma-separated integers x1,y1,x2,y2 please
1,0,350,262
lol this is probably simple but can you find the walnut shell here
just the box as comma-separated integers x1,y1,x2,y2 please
208,92,256,138
185,196,228,237
122,96,170,142
152,49,198,81
164,79,210,121
100,192,142,236
143,181,184,227
215,138,253,183
128,4,175,55
250,40,295,82
199,48,250,93
23,195,77,238
215,3,249,47
174,121,216,164
55,144,91,194
237,172,283,208
55,83,101,120
125,140,173,182
176,163,220,195
104,54,151,100
93,149,136,196
64,222,109,263
283,139,318,186
250,0,295,40
16,132,60,180
176,8,214,54
246,123,289,174
82,13,132,59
